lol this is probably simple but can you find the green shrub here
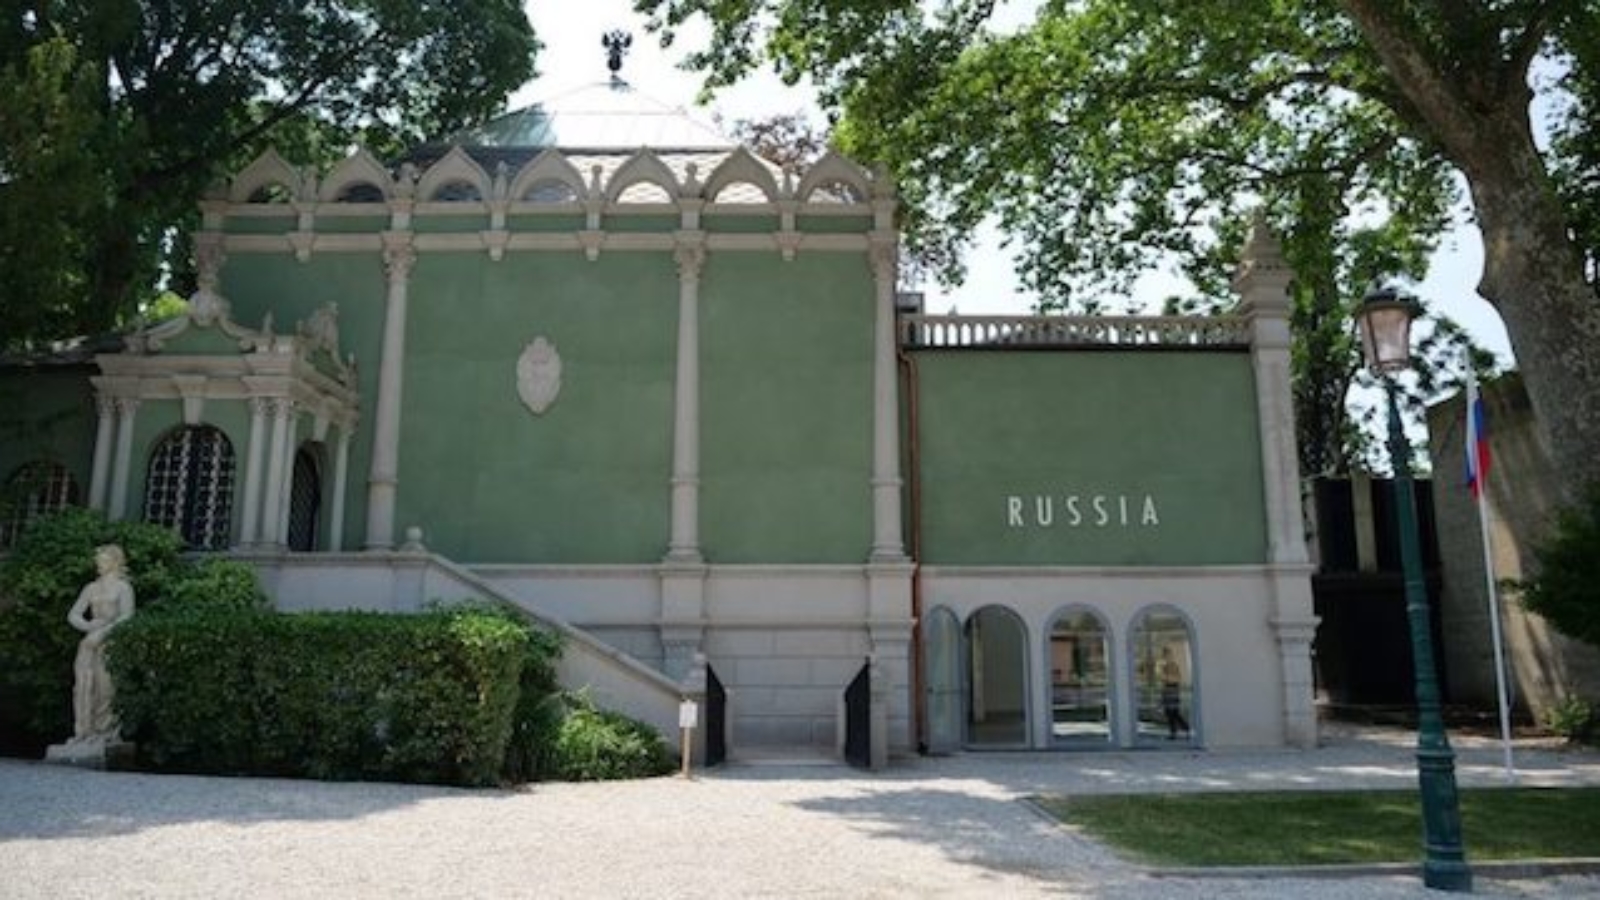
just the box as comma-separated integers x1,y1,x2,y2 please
161,558,268,613
0,509,185,752
1544,697,1595,744
109,607,548,786
1521,484,1600,648
547,693,675,782
501,625,565,783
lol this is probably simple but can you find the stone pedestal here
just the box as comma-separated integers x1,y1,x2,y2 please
45,737,134,770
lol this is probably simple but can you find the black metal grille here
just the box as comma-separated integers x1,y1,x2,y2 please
704,665,727,768
843,659,871,769
0,461,79,548
144,426,235,550
287,445,322,552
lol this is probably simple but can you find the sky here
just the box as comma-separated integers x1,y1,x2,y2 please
516,0,1516,364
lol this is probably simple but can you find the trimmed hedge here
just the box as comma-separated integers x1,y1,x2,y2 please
109,608,541,786
0,509,263,754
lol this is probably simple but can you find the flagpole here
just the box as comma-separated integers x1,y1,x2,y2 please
1468,367,1516,782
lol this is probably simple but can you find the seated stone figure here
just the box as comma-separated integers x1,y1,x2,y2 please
62,544,136,748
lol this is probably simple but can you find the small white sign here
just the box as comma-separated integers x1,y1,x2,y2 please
678,700,699,729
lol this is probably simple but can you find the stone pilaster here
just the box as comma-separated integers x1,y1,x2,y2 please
365,233,415,549
666,233,705,564
259,398,293,550
239,397,270,546
868,232,907,562
87,397,115,511
107,398,139,520
329,420,353,551
1233,214,1318,747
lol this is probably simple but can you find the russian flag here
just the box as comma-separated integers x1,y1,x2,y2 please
1465,370,1491,498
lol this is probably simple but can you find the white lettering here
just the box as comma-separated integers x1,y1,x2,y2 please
1093,495,1109,526
1119,495,1129,526
1066,495,1082,526
1143,495,1160,526
1007,496,1024,527
1035,496,1054,527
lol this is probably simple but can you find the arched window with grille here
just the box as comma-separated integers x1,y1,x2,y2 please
287,442,323,552
0,460,80,548
143,425,236,550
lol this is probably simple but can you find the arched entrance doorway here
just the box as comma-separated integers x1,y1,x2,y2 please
965,606,1029,747
1048,609,1112,745
1131,608,1197,745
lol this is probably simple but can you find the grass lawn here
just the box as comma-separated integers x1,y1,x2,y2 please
1035,788,1600,867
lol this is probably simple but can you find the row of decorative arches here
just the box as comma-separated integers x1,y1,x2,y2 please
924,604,1199,750
228,146,881,209
1,425,327,553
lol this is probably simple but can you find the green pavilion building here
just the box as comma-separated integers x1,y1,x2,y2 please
0,75,1317,759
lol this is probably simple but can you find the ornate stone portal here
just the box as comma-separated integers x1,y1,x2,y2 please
46,544,136,768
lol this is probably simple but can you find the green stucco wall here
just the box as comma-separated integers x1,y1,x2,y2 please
222,253,388,549
397,252,677,562
0,367,96,500
914,350,1267,566
699,254,874,563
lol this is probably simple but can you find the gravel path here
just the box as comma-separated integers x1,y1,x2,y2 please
2,724,1598,899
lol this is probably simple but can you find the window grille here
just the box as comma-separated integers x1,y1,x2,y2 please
0,461,79,548
144,426,235,550
287,445,322,552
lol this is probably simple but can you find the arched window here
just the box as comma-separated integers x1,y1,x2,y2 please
429,180,483,202
965,605,1030,747
287,443,323,552
522,179,580,203
0,460,79,548
1048,608,1112,745
1130,608,1197,745
144,425,235,550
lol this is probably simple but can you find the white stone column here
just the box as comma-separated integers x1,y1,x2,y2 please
365,234,415,550
260,398,293,550
107,398,139,520
87,396,115,511
660,233,709,680
1234,215,1319,748
666,234,705,563
868,233,907,562
276,411,300,546
329,421,353,551
239,397,269,546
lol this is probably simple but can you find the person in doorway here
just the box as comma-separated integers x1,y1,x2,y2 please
1156,645,1189,740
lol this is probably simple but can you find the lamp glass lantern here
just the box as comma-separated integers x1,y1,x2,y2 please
1356,284,1418,374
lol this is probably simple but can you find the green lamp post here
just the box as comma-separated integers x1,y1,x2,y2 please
1356,284,1473,892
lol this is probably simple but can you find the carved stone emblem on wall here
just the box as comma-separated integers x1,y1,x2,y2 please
516,336,563,415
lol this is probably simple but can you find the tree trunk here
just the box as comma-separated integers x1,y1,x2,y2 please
1460,115,1600,502
1339,1,1600,502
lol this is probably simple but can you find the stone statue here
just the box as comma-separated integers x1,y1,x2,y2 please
63,545,136,747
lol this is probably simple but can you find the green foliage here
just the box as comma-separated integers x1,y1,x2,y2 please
1543,696,1595,744
1,2,539,350
1520,484,1600,649
161,558,268,614
0,509,184,750
500,625,567,784
546,693,675,782
109,608,544,786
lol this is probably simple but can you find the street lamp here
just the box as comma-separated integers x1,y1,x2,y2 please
1356,283,1473,892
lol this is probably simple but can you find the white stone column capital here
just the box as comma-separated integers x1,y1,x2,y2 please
381,232,416,281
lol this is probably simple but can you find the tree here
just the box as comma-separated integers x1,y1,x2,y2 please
0,1,540,351
637,0,1600,498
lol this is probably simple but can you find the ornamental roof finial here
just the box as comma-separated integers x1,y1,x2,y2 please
602,30,633,79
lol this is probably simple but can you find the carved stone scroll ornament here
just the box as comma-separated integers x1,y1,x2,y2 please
516,336,563,415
